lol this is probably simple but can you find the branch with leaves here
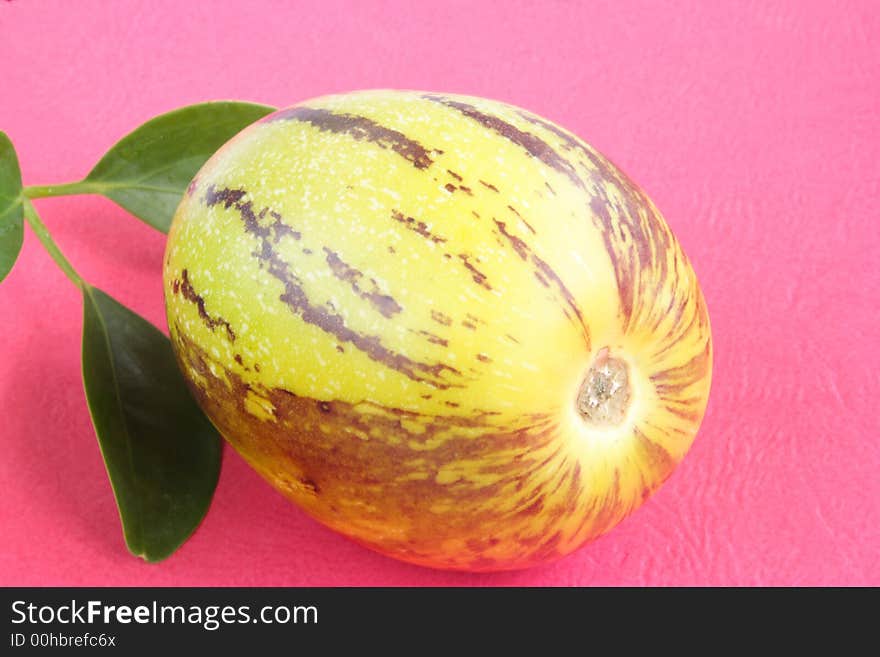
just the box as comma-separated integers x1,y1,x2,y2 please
0,102,276,561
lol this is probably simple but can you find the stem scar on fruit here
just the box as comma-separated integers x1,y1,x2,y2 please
576,347,632,428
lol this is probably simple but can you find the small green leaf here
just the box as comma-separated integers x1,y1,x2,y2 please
81,284,222,562
86,101,276,232
0,131,24,282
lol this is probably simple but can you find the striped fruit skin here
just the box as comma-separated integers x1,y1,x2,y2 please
163,90,712,571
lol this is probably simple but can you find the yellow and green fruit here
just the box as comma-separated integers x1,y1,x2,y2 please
163,90,712,571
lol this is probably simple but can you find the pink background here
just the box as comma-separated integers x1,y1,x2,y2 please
1,0,878,586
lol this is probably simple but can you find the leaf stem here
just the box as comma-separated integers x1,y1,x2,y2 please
22,199,84,288
24,180,100,199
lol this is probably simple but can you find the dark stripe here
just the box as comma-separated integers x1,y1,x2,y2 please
205,186,461,388
424,95,583,190
507,205,535,234
323,247,402,318
493,219,589,347
633,429,676,474
651,274,680,332
587,469,622,534
653,288,699,360
517,110,584,155
176,269,236,343
534,530,563,560
444,183,473,195
492,218,529,259
547,460,570,497
519,109,687,337
564,461,582,508
651,339,711,384
590,195,635,329
665,404,700,422
650,340,712,395
267,106,434,169
457,253,492,290
391,210,446,243
532,254,585,323
517,495,545,517
205,187,245,207
412,329,448,347
430,310,453,326
205,187,301,243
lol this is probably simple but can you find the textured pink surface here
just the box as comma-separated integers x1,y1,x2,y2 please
1,0,878,586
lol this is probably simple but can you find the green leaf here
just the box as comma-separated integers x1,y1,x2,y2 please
0,131,24,283
86,101,276,233
81,284,222,562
